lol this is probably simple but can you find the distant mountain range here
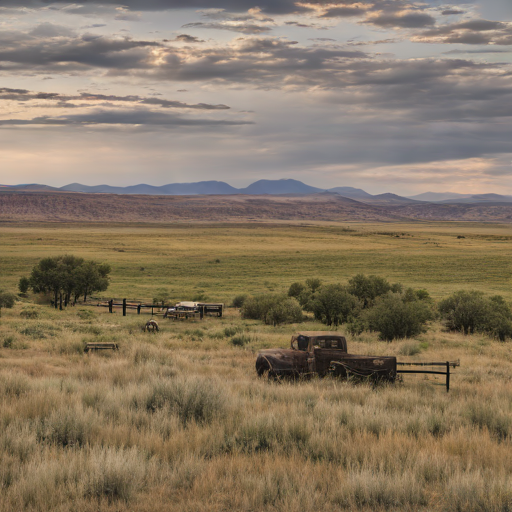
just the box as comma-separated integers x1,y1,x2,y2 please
1,179,511,205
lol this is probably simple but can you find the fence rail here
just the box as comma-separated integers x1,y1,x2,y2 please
397,360,460,392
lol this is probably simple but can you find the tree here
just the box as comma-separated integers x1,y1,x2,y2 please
348,274,398,308
288,282,305,298
29,256,65,308
364,291,434,341
305,278,322,293
26,256,110,308
73,261,110,303
0,291,16,318
438,290,489,335
18,276,30,295
312,284,359,326
439,291,512,340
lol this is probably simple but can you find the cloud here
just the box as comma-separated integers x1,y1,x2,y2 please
0,87,230,110
320,6,367,18
441,9,465,15
0,31,162,72
0,0,308,15
443,48,511,54
182,21,272,34
0,109,253,127
29,22,76,38
170,34,205,43
415,19,512,44
365,11,437,28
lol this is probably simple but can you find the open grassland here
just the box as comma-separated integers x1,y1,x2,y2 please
2,221,512,511
1,306,512,511
1,221,512,301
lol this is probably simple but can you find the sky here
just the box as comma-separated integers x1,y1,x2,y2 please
0,0,511,195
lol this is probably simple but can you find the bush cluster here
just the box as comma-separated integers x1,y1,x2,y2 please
241,294,303,326
439,291,512,341
289,275,435,341
289,276,512,342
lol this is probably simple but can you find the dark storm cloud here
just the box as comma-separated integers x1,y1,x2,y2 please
0,109,253,127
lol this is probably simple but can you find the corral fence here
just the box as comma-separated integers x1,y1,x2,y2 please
96,299,224,319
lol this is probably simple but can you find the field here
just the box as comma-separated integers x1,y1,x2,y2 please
1,221,512,511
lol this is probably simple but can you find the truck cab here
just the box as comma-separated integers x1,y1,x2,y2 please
256,331,348,377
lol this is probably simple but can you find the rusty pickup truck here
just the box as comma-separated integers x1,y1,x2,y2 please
256,331,397,381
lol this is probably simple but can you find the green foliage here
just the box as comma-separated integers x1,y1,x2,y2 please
292,278,324,312
241,294,303,326
288,282,305,298
0,291,16,318
311,284,359,326
305,278,323,293
25,255,110,308
0,291,16,309
224,326,242,337
439,291,512,340
364,291,434,341
231,334,251,347
231,294,248,308
348,274,400,308
18,276,30,295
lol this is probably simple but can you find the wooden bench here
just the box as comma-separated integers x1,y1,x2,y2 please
84,342,119,353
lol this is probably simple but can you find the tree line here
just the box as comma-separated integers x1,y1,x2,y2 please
19,255,111,309
236,274,512,341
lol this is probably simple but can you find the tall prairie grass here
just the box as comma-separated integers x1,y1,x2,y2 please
1,303,512,511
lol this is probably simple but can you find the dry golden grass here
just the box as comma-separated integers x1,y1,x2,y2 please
1,302,512,511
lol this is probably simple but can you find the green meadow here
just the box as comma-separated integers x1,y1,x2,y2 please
1,221,511,302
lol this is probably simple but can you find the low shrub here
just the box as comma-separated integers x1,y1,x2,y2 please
20,308,39,319
231,294,248,308
231,334,251,347
36,407,94,447
224,326,242,337
141,376,227,425
241,294,302,326
2,335,16,348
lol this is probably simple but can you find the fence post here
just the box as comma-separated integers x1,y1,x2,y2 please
446,362,450,392
137,304,141,315
109,300,113,314
123,299,127,317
